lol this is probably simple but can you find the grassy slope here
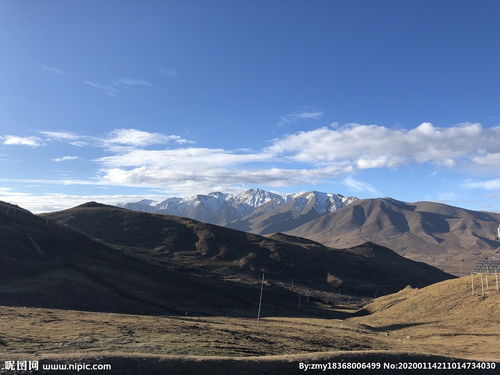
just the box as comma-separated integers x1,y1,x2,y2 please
353,276,500,361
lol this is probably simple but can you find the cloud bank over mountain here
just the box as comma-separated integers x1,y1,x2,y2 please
1,122,500,212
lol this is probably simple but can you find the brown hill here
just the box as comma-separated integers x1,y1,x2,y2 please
287,198,500,275
0,201,328,317
353,276,500,361
44,203,453,296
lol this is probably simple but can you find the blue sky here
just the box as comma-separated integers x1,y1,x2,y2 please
1,0,500,212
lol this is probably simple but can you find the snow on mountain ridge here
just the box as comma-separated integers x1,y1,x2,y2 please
119,188,358,227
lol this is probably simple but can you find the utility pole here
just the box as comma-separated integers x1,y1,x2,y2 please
257,273,265,325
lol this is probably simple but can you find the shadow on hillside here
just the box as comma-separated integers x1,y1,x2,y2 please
370,322,435,331
0,299,359,320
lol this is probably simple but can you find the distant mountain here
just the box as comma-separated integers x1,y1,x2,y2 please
45,202,452,296
287,198,500,275
120,188,357,233
121,190,500,275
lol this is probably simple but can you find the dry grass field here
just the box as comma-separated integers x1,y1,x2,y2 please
0,276,498,374
0,305,384,357
0,278,497,358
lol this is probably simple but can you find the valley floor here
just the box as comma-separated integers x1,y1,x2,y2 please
0,305,382,357
0,277,498,374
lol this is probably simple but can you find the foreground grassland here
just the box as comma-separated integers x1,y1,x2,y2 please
0,306,384,357
0,277,498,362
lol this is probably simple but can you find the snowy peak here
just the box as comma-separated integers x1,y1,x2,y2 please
120,188,358,230
236,188,285,208
283,191,353,215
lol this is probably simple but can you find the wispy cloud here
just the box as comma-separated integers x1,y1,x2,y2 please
84,78,152,97
40,131,81,141
343,176,380,194
83,81,120,97
1,135,43,147
53,156,79,162
278,111,323,126
40,131,92,147
39,128,193,149
161,69,177,77
41,65,64,75
113,79,152,87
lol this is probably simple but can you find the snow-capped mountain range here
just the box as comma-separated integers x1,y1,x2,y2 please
120,189,357,234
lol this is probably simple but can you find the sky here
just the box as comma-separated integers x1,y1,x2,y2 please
1,0,500,213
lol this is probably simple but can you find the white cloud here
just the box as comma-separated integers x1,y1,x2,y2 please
40,131,81,141
355,156,405,169
268,122,500,168
96,147,271,168
278,111,323,126
463,179,500,190
343,176,380,194
2,135,43,147
53,156,79,162
41,65,64,75
473,152,500,166
0,163,351,212
97,164,350,193
0,141,351,195
104,129,193,147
